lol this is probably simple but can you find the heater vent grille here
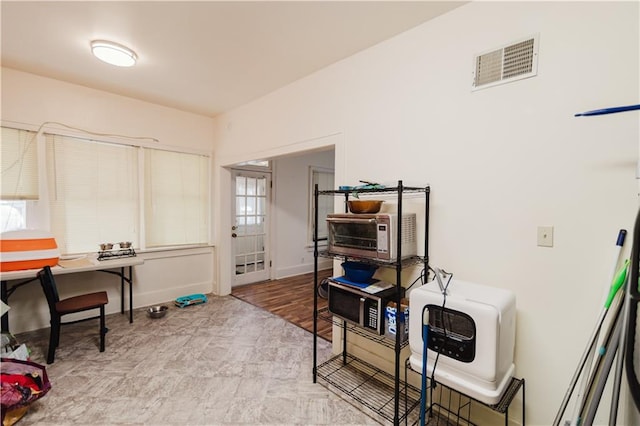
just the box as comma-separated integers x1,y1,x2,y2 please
472,35,538,90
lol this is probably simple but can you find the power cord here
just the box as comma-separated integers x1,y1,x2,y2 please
406,266,429,292
428,268,453,390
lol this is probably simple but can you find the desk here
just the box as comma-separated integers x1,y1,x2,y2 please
0,256,144,332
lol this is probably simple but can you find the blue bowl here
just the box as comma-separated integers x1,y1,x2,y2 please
342,261,378,283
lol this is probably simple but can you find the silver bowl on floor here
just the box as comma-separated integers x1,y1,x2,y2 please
147,305,168,318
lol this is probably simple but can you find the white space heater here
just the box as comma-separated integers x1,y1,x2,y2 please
408,277,516,405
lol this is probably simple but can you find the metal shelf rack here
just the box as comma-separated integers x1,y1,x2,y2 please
317,353,421,424
312,180,430,425
317,306,408,350
317,251,426,269
404,355,525,426
97,248,136,261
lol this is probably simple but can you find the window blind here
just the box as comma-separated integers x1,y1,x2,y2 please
144,149,209,247
1,127,39,200
46,134,139,254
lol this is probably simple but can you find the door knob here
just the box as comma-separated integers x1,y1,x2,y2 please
232,225,237,230
232,233,237,238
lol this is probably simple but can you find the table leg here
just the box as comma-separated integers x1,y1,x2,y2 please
120,267,125,315
1,280,9,332
99,267,134,324
1,276,42,333
128,266,133,323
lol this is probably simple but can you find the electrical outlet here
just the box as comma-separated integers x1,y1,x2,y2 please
537,226,554,247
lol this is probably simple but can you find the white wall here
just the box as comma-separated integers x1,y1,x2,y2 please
1,68,217,334
272,149,334,278
211,2,639,424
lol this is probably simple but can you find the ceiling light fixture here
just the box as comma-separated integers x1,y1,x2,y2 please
91,40,137,67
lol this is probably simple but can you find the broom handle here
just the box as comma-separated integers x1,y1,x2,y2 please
609,273,630,425
555,229,627,426
570,230,626,426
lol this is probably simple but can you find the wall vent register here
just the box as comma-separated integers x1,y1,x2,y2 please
472,34,539,90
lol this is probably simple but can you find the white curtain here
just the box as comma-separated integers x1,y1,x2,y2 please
144,148,209,247
46,134,139,254
1,127,38,200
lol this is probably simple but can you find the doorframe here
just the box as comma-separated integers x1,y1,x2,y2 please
214,132,345,296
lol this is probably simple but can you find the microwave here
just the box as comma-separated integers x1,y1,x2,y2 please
327,279,398,334
326,213,417,262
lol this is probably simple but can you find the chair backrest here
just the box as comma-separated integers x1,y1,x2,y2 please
38,265,60,316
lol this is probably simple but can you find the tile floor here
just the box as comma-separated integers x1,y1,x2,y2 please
10,295,382,425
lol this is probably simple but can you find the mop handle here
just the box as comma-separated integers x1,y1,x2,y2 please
604,259,629,309
570,231,627,426
604,230,627,308
573,261,629,423
557,232,627,426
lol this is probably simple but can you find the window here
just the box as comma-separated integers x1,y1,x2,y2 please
46,134,139,254
235,159,270,168
235,175,266,226
144,149,209,247
0,200,26,232
1,125,211,254
1,127,38,233
309,167,334,243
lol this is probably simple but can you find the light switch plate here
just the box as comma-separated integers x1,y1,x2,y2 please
537,226,554,247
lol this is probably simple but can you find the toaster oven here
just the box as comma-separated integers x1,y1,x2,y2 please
326,213,417,262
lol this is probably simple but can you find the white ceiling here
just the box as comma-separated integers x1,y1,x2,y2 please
1,1,465,118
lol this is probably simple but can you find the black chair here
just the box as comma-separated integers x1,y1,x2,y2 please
37,265,109,364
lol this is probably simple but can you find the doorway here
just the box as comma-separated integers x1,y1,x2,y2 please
220,143,338,298
231,169,271,286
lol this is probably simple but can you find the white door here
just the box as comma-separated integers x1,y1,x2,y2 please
232,170,270,286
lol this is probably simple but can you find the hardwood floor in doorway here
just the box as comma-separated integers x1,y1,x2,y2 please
232,269,333,342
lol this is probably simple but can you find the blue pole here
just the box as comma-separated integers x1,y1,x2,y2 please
420,306,429,426
575,104,640,117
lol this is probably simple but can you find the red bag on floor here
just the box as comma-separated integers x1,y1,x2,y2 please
1,358,51,425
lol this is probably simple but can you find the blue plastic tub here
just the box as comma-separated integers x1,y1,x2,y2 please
341,261,378,283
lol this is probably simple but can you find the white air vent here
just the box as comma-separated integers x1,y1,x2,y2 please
472,35,539,91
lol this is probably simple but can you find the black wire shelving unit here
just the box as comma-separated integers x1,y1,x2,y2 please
312,181,430,425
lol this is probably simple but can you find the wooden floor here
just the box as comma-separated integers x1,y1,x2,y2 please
232,269,333,342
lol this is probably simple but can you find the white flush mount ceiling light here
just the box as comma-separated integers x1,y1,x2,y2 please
91,40,137,67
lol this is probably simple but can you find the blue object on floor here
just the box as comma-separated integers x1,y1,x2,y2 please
174,293,208,308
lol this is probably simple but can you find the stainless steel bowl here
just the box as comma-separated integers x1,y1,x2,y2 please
147,305,168,319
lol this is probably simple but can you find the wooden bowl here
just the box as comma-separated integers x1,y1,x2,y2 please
348,200,384,214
